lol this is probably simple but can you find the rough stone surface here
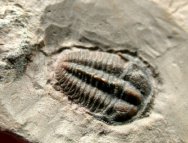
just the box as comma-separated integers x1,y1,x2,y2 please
0,0,188,143
151,0,188,32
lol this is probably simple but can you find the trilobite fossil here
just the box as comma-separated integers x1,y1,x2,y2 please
54,50,154,124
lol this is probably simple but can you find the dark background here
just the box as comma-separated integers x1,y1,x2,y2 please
0,130,30,143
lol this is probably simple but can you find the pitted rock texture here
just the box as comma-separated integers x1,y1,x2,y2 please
0,0,188,143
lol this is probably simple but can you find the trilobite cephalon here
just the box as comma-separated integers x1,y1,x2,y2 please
54,50,154,124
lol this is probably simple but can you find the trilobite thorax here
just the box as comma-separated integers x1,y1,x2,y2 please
54,50,153,124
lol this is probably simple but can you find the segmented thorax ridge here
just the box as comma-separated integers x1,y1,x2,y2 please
54,50,153,124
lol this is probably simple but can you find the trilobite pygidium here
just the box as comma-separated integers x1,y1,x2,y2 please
54,50,153,124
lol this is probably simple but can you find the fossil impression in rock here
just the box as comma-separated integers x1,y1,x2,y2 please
54,50,153,124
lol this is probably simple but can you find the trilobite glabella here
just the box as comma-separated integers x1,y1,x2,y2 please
54,50,153,124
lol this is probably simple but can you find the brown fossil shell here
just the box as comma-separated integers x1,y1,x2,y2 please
54,50,153,124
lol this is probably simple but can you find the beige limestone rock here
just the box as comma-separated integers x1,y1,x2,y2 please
0,0,188,143
151,0,188,32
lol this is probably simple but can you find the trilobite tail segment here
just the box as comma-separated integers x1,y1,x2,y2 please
55,50,153,124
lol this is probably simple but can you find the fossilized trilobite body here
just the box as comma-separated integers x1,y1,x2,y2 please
54,50,153,124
